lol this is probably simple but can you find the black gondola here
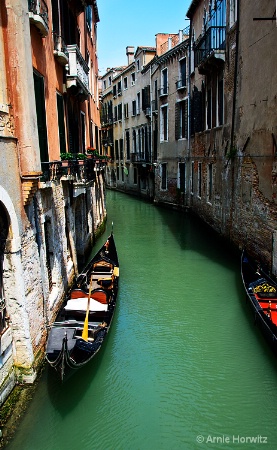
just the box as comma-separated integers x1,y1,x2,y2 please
46,232,119,381
241,250,277,354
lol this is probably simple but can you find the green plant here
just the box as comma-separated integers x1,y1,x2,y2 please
76,153,87,160
60,152,75,161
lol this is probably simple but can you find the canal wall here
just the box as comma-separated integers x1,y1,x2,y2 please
0,170,107,408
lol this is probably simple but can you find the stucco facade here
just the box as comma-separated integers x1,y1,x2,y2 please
100,0,276,272
187,0,277,272
0,0,105,406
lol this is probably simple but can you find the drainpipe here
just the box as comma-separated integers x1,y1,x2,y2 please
187,20,192,206
230,0,240,151
229,0,240,242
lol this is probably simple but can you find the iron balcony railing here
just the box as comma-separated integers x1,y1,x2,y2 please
130,153,151,163
194,26,226,68
40,159,108,184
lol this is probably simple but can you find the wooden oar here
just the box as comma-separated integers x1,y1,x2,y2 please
82,276,93,341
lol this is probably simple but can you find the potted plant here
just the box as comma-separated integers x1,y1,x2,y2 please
76,153,87,160
60,152,75,161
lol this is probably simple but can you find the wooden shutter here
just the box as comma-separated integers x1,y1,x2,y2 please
175,102,180,140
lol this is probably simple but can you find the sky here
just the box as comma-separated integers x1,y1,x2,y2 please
96,0,192,75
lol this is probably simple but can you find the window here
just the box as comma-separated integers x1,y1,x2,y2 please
132,130,137,153
33,71,48,162
89,120,94,148
118,103,122,121
160,105,168,141
142,85,150,111
178,163,186,192
198,162,202,198
178,58,187,88
86,6,92,31
114,105,118,122
207,163,213,203
56,93,66,153
115,140,119,159
161,163,167,190
120,139,123,160
137,92,140,115
138,129,141,156
123,77,128,89
108,100,113,122
80,111,86,153
108,76,112,86
141,128,145,160
161,68,168,95
190,162,194,194
124,103,129,119
175,99,188,139
103,80,106,90
131,72,135,85
136,60,140,71
132,100,136,116
126,130,130,159
117,80,122,95
113,85,117,97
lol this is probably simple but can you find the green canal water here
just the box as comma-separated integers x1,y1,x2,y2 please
6,190,277,449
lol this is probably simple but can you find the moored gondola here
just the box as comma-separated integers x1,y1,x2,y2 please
241,250,277,354
46,232,119,381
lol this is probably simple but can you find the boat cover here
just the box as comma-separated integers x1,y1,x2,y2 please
64,298,108,312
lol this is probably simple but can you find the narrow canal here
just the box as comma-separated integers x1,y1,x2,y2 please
6,190,277,449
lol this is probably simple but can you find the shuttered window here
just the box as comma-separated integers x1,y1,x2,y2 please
175,99,188,139
126,131,130,160
33,71,49,163
142,85,150,111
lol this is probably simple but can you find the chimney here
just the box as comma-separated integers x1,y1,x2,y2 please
126,46,135,65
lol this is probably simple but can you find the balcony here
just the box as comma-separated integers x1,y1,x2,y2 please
40,158,108,187
66,45,90,98
194,26,226,72
158,86,168,97
130,153,151,164
53,33,69,66
28,0,49,37
145,107,151,117
151,99,158,114
176,79,186,90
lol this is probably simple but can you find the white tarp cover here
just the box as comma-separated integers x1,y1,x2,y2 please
64,298,108,312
